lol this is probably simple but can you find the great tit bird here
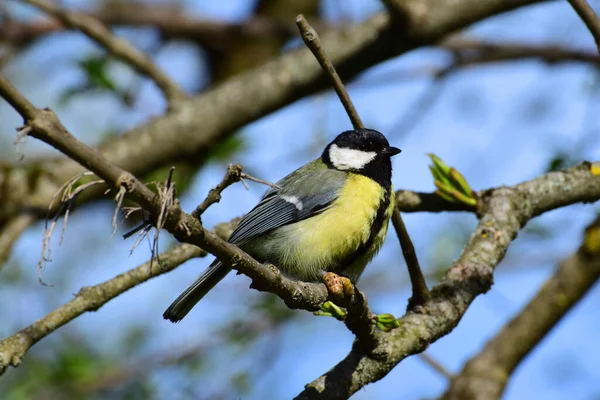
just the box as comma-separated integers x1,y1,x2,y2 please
163,128,401,322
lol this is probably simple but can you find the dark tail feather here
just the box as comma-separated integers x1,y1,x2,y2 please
163,261,231,322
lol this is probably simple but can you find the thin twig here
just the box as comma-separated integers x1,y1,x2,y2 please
567,0,600,54
418,352,453,380
129,224,152,255
296,15,363,130
240,172,281,190
295,16,385,350
148,168,177,264
111,185,126,236
2,0,569,234
21,0,186,108
392,207,430,306
192,164,243,218
296,15,427,341
39,172,103,285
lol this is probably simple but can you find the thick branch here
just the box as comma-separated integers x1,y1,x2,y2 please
21,0,185,107
0,73,330,377
297,163,600,399
1,71,330,307
0,4,300,49
1,0,552,231
441,216,600,400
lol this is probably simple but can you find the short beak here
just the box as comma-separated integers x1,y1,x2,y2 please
382,146,402,157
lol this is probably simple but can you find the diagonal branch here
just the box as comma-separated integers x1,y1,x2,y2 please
0,0,553,236
296,15,363,130
0,214,35,270
192,164,243,218
391,207,430,306
0,243,204,375
440,215,600,400
2,75,600,394
297,163,600,400
20,0,186,108
0,72,330,377
567,0,600,53
296,16,426,347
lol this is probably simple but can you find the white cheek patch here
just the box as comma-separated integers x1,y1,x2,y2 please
329,144,376,170
281,195,303,210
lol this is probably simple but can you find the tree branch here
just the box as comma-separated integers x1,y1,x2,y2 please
0,3,300,49
20,0,186,108
2,75,600,396
192,164,243,218
297,163,600,399
567,0,600,53
440,36,600,66
0,0,553,237
0,243,204,375
0,214,34,270
296,15,363,129
0,72,333,377
392,207,430,306
441,215,600,400
395,190,475,213
295,15,427,348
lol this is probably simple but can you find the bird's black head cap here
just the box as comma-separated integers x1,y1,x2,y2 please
322,128,400,189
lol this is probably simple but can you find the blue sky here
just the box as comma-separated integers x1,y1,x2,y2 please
1,0,600,398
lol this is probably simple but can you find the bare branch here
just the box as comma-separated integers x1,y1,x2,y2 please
391,207,430,306
39,172,103,285
1,0,555,239
295,15,425,349
0,71,37,120
395,190,475,213
297,163,600,400
21,0,186,108
0,69,331,332
239,172,281,190
440,215,600,400
567,0,600,53
0,243,204,375
0,214,34,270
418,353,454,380
342,290,381,352
296,15,363,130
0,4,300,49
440,36,600,66
192,164,243,218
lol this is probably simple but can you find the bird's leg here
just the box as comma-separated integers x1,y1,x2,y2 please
314,272,356,319
322,272,355,299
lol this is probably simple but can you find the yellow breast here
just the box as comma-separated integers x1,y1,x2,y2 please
280,173,386,275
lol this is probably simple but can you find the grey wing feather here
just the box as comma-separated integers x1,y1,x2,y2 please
228,162,346,245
